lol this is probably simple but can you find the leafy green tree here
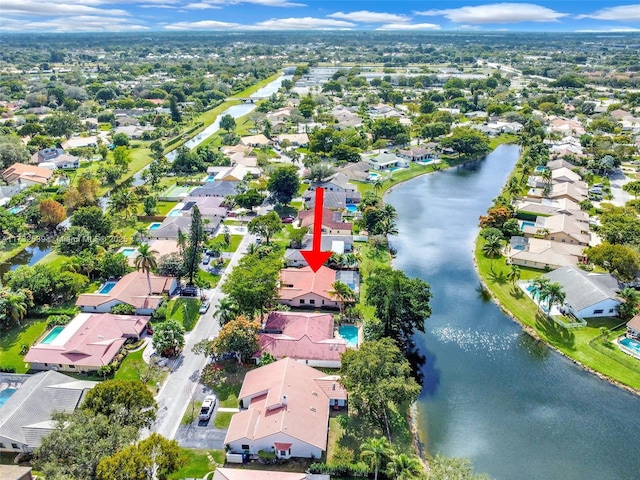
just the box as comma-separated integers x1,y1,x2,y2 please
4,264,87,305
623,181,640,199
309,128,338,153
153,319,185,357
340,338,421,437
108,189,138,220
0,136,31,168
219,114,236,132
299,95,316,118
371,117,407,142
143,195,158,216
83,379,157,429
0,287,32,328
43,111,81,138
183,206,204,285
429,454,490,480
168,95,181,123
306,164,334,182
56,225,95,255
440,127,490,157
222,253,280,318
585,243,640,280
112,133,130,147
235,188,265,211
365,267,431,347
248,211,283,244
112,146,132,170
211,315,261,362
34,410,138,480
386,453,424,480
39,199,66,228
360,437,393,480
72,206,113,236
617,287,640,320
267,165,300,205
98,252,130,280
96,433,185,480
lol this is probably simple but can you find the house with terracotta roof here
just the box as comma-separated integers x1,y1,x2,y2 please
255,312,347,368
240,134,271,147
0,371,96,454
2,163,53,187
224,358,347,459
278,266,340,309
76,271,176,314
298,208,352,235
24,313,150,372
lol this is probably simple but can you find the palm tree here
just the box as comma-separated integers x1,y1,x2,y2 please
506,264,521,288
0,288,29,328
544,281,566,318
482,234,503,273
617,287,640,319
328,280,356,316
529,277,551,313
373,179,383,197
534,227,550,239
108,189,138,220
360,437,393,480
214,297,239,326
177,228,188,256
135,243,159,295
386,453,423,480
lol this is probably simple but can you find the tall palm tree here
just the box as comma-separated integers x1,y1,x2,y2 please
328,280,356,316
506,264,521,288
177,228,188,256
386,453,423,480
1,288,29,328
529,277,551,313
214,297,239,326
482,234,503,273
108,189,138,220
360,437,393,480
373,179,383,197
544,282,566,318
135,243,159,295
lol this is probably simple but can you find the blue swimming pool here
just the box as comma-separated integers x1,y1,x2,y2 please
620,337,640,357
0,388,17,408
388,167,401,172
7,206,21,214
205,175,216,182
168,209,182,216
119,248,136,257
535,166,547,173
338,325,359,347
148,222,162,230
520,221,536,230
98,281,117,294
346,204,358,213
41,326,65,345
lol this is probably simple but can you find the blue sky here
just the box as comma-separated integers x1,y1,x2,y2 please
1,1,639,33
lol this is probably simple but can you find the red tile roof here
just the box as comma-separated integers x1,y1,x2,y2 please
298,207,352,231
76,271,174,309
24,313,150,368
256,312,346,362
278,266,336,301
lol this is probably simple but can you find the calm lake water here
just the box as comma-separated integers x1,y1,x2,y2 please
387,144,640,480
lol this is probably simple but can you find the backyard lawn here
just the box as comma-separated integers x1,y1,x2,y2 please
475,238,640,391
0,318,47,373
168,448,216,480
210,234,243,252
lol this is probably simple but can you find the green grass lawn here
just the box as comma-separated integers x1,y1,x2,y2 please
181,400,203,425
155,201,178,216
214,411,234,429
168,448,214,480
166,297,201,331
475,237,640,391
0,318,48,372
210,234,243,252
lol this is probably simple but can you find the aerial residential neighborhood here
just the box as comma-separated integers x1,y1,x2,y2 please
1,3,640,479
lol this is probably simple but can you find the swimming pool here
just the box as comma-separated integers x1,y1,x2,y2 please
168,209,182,216
148,222,162,230
7,206,21,214
520,221,536,230
98,281,117,294
205,175,216,182
346,204,358,213
535,166,547,173
388,167,401,172
119,247,136,257
0,388,17,408
338,325,359,347
619,337,640,358
41,326,65,345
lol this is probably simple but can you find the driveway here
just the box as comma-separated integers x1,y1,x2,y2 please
173,387,228,450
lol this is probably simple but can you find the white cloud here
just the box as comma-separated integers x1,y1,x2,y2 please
575,27,640,33
252,17,355,29
328,10,410,23
164,19,242,29
577,5,640,22
183,2,222,9
2,0,129,17
377,23,441,31
0,15,148,32
417,3,568,24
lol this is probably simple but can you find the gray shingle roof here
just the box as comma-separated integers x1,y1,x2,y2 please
0,371,96,448
543,266,621,311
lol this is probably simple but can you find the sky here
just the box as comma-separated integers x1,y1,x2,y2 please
1,1,640,33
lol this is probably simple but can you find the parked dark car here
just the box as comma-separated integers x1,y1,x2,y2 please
281,215,294,224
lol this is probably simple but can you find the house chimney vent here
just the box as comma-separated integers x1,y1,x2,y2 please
282,395,288,405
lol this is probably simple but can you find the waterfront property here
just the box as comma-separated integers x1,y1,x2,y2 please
508,236,586,270
255,311,347,368
618,337,640,360
278,266,340,310
298,208,352,235
0,371,96,453
224,358,347,459
76,271,177,314
627,313,640,340
24,313,150,372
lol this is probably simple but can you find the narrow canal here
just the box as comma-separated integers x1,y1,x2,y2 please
387,144,640,480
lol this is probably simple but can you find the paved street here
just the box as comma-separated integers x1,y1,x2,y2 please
146,231,255,441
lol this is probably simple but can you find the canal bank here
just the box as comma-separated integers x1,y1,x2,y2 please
387,144,640,480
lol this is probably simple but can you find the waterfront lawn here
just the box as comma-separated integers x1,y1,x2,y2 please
0,240,31,265
475,238,640,390
166,297,200,331
355,241,391,322
0,318,47,373
168,448,214,480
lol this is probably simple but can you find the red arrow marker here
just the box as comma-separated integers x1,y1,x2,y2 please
301,188,332,272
